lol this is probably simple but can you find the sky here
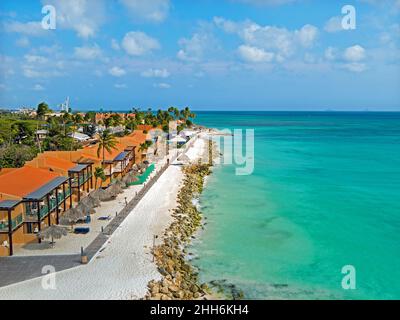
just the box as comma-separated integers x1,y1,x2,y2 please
0,0,399,111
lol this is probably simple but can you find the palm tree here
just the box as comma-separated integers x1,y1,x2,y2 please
94,167,106,189
97,129,118,165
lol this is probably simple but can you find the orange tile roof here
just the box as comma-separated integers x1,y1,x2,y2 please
82,143,126,162
0,166,60,198
128,130,149,144
0,168,18,176
42,156,75,171
137,125,154,132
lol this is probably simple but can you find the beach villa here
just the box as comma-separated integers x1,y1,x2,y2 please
0,129,157,256
0,166,72,256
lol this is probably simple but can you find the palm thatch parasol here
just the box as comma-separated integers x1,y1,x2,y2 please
38,225,68,248
116,179,128,190
59,207,85,226
82,195,100,208
178,154,191,164
76,202,95,216
91,188,115,202
108,183,123,197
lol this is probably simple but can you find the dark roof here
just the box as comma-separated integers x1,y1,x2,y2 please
68,164,89,173
124,146,135,151
114,151,129,162
24,177,69,201
0,200,21,210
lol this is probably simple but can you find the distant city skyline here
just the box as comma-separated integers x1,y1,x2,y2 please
1,0,400,111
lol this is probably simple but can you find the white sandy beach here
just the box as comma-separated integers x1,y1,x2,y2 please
0,136,206,300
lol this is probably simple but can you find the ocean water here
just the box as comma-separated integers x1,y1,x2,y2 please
191,111,400,300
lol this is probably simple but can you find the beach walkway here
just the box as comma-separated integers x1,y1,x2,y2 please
0,161,169,289
0,135,205,298
0,164,184,299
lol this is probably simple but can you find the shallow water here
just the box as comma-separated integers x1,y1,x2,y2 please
191,111,400,300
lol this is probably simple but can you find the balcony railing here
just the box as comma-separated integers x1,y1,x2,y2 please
71,173,92,187
0,214,24,233
25,188,71,219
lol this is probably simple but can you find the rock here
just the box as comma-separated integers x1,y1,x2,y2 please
151,285,160,294
160,286,169,294
169,285,179,292
191,285,199,293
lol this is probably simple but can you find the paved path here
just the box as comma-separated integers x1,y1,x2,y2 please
0,163,169,288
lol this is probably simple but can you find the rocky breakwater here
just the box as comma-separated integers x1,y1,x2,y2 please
145,163,212,300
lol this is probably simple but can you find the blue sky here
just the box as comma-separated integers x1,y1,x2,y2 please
0,0,399,111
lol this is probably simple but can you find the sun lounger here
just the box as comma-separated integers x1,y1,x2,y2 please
74,227,90,234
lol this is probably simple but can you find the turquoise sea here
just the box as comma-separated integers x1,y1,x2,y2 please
191,111,400,300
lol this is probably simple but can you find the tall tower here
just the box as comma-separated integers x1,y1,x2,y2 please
60,97,70,112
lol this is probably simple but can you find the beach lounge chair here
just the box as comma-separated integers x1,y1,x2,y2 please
74,227,90,234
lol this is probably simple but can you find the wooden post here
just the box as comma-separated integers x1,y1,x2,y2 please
89,165,93,189
63,183,66,211
37,200,41,244
46,194,51,226
7,209,13,256
55,187,60,225
77,172,81,202
68,178,73,208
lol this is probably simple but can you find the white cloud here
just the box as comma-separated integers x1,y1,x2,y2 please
295,24,318,48
232,0,297,5
111,39,120,50
15,37,30,47
74,44,102,60
120,0,170,23
114,83,127,89
343,63,367,73
122,31,160,56
3,21,45,36
215,17,318,61
324,16,344,33
324,47,338,61
141,68,170,78
109,66,127,77
153,82,171,89
177,33,214,62
24,55,48,64
41,0,106,38
344,45,366,62
238,45,274,62
33,84,45,91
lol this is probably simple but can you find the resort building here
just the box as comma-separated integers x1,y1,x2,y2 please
0,128,152,256
0,166,72,256
94,112,135,124
25,153,94,202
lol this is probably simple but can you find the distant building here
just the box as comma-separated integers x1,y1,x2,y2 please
35,130,48,141
69,132,91,142
95,112,135,124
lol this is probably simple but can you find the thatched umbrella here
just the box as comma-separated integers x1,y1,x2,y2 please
178,154,191,164
116,179,128,190
82,195,100,208
90,188,114,202
76,202,95,216
38,225,68,248
59,207,85,227
108,183,123,197
88,194,101,207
